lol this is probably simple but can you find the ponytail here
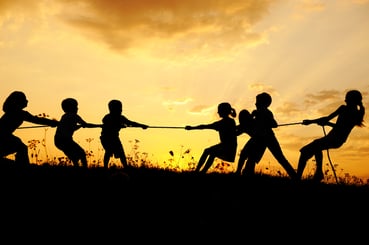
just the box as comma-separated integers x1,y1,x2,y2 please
346,90,365,127
218,102,237,118
230,108,237,118
357,102,365,127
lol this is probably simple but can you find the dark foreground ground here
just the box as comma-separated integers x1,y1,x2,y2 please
1,158,368,243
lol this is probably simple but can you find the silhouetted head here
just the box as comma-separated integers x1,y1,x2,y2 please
345,90,365,126
345,90,362,106
255,92,272,109
217,102,236,118
108,100,122,114
3,91,28,112
61,98,78,113
238,109,252,125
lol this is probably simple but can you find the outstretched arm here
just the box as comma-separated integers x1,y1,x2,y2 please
78,116,102,128
127,120,148,129
82,123,102,128
25,113,59,127
120,116,148,129
302,105,342,127
302,119,335,127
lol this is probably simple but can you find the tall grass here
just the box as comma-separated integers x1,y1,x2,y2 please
10,133,367,187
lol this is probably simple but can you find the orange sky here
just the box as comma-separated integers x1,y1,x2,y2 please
1,0,369,181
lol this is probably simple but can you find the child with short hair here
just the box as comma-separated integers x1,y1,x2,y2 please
100,100,148,169
243,92,296,179
54,98,101,168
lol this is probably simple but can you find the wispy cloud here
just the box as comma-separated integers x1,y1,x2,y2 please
248,83,277,94
187,104,216,115
304,89,341,106
162,97,193,111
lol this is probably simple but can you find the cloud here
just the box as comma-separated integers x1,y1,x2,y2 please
276,101,302,116
303,89,341,107
300,89,368,118
248,83,277,94
275,88,367,125
162,97,193,111
54,0,275,57
162,98,192,106
0,0,280,59
188,104,215,115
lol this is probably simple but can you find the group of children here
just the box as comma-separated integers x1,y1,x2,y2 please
0,90,365,182
185,90,365,182
0,91,148,169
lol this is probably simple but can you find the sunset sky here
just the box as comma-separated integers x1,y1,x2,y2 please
1,0,369,180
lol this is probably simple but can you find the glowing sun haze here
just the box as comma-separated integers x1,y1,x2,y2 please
1,0,369,179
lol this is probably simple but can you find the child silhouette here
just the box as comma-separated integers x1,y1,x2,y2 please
297,90,365,182
0,91,58,165
243,92,296,179
54,98,101,168
185,102,237,173
100,99,148,169
235,109,266,175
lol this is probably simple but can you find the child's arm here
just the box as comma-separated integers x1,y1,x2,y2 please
253,109,278,128
25,112,59,127
302,118,335,127
78,116,102,128
302,106,343,127
126,120,148,129
267,110,278,128
82,123,102,128
185,125,199,130
185,123,214,130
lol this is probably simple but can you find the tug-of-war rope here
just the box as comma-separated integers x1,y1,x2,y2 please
18,122,304,129
17,122,338,184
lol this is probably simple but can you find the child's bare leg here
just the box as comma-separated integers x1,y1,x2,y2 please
201,155,216,173
120,156,128,168
236,150,247,175
195,149,210,172
14,143,30,165
243,159,256,176
313,151,324,182
103,153,110,168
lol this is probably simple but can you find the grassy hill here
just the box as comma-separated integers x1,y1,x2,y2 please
1,158,368,242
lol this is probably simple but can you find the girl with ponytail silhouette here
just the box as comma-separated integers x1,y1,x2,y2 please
185,102,237,173
297,90,365,182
